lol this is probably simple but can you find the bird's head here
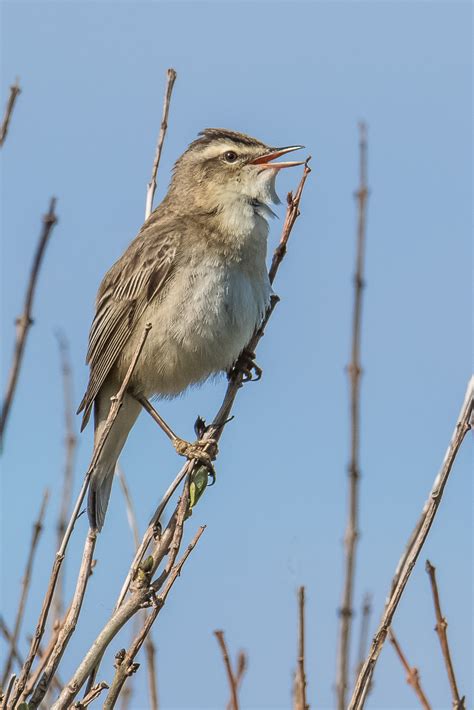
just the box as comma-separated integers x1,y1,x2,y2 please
167,128,304,215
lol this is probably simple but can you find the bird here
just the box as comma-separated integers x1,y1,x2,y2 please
77,128,304,531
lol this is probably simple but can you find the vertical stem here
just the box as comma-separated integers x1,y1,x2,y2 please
336,123,369,710
294,586,308,710
1,198,58,445
144,68,177,220
1,490,49,687
425,561,465,709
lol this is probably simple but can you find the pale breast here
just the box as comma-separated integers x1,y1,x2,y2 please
120,247,271,397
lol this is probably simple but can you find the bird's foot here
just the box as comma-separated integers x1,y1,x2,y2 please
228,348,262,384
173,436,218,479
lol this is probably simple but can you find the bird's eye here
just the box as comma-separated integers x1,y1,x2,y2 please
224,151,238,163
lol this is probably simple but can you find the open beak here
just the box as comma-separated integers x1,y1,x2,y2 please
250,145,305,169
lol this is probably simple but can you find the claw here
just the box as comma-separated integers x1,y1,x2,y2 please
228,348,262,383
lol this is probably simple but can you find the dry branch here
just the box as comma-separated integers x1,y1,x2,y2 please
144,68,177,220
388,629,431,710
0,79,21,147
101,522,204,710
1,198,58,445
354,593,372,681
53,332,78,624
336,122,369,710
293,586,309,710
0,674,16,709
349,376,474,709
226,651,247,710
9,324,152,709
425,561,465,709
72,681,109,708
27,531,97,708
214,631,239,710
1,489,49,687
117,465,158,710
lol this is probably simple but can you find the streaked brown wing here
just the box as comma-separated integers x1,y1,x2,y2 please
77,222,178,431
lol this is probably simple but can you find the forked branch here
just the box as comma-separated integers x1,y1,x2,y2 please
425,561,465,709
9,324,152,709
388,629,431,710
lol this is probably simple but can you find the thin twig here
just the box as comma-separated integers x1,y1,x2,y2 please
53,331,77,624
388,629,431,710
117,464,158,710
425,561,465,709
354,593,372,680
0,618,23,670
101,522,204,710
349,376,474,709
0,674,16,709
1,197,58,445
117,465,140,550
144,68,177,220
72,681,109,708
226,652,247,710
27,530,97,708
336,122,369,710
9,324,152,709
1,490,49,687
0,79,21,147
293,586,309,710
214,631,239,710
24,624,64,696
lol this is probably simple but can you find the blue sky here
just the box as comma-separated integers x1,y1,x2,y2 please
1,2,472,708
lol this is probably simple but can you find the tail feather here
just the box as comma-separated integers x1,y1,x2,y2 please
87,463,116,531
88,381,141,531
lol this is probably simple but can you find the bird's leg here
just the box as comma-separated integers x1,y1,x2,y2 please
228,348,262,383
134,394,218,474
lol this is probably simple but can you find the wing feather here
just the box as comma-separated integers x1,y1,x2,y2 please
77,222,178,430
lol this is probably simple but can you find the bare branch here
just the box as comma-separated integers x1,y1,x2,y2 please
425,561,465,709
1,674,16,708
388,629,431,710
9,324,152,709
354,593,372,681
27,530,97,708
214,630,239,710
72,681,109,708
1,197,58,445
117,464,158,710
53,331,77,624
226,652,247,710
349,376,474,709
117,465,140,550
0,79,21,148
101,523,204,710
336,122,369,710
144,68,177,220
293,586,309,710
143,636,158,710
1,489,49,687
